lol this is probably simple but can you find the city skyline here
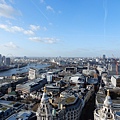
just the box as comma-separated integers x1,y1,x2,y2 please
0,0,120,57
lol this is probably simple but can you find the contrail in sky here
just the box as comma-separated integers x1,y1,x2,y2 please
103,0,108,38
30,0,48,21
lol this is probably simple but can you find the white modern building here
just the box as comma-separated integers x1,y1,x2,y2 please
47,72,53,83
16,78,47,93
70,74,86,87
111,75,120,87
28,68,36,80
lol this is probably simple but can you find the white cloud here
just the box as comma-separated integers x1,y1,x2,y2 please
2,42,19,49
0,24,24,33
0,24,10,31
0,2,21,19
0,24,34,35
0,24,48,36
11,26,24,32
30,25,40,31
29,37,58,44
24,30,34,35
30,25,47,31
46,5,54,12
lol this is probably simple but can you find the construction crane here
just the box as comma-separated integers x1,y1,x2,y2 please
112,54,118,75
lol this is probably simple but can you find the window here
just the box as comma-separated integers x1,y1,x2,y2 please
43,109,45,112
108,114,111,118
48,116,51,120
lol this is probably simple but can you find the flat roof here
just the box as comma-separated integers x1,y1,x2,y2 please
18,78,44,87
112,75,120,79
7,111,32,120
0,82,9,87
0,100,15,106
0,106,10,111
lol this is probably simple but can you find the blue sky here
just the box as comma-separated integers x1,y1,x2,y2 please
0,0,120,57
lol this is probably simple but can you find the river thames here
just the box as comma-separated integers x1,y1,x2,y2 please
0,63,49,77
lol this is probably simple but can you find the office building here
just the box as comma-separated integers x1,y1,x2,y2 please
2,56,6,65
16,78,47,93
103,54,106,59
6,57,11,66
0,54,2,65
28,68,37,80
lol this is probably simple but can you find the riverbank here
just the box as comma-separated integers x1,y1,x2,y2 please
0,63,27,72
0,63,49,77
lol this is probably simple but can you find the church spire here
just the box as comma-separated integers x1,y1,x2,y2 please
104,89,112,107
36,86,53,120
44,86,47,93
107,89,110,96
41,86,48,103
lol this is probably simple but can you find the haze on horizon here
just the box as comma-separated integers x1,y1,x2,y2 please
0,0,120,58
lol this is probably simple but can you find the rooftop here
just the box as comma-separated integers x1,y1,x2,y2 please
112,75,120,79
6,111,32,120
17,78,45,87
